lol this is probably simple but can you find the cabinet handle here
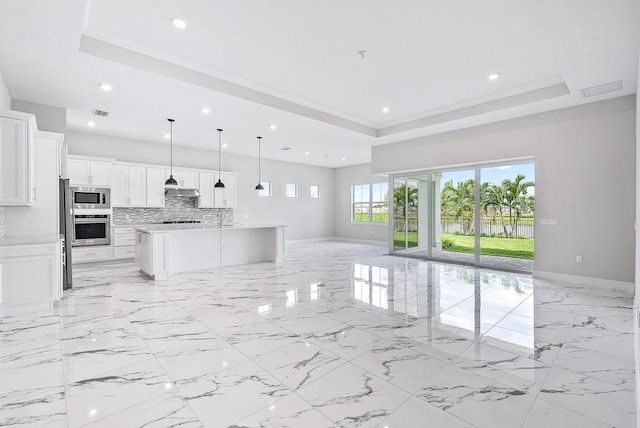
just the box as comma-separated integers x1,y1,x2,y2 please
85,253,96,256
126,238,135,242
88,175,93,184
127,197,131,205
180,179,184,186
33,188,37,201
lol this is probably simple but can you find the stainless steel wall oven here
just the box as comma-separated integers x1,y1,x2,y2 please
73,214,110,246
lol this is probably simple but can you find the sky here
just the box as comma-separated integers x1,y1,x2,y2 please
441,163,535,195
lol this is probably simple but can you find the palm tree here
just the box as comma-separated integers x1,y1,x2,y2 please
441,179,475,234
502,174,535,237
481,182,510,237
394,184,418,231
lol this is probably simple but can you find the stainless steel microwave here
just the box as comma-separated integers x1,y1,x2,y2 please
71,187,110,209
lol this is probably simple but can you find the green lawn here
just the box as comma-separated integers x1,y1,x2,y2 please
354,213,388,222
394,231,534,259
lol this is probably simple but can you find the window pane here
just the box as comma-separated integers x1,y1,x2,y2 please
354,184,369,203
310,185,320,198
353,203,370,222
372,182,389,222
258,181,271,197
286,183,298,197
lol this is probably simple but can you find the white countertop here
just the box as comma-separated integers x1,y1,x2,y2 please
0,234,63,246
135,224,287,233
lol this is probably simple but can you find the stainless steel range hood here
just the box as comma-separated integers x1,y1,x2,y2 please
164,187,201,198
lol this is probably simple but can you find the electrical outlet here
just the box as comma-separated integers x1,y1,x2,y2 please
576,255,582,263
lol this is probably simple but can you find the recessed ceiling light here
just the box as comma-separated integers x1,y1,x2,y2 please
222,143,228,148
488,72,501,80
382,107,390,113
305,151,310,155
99,83,112,92
201,107,210,114
164,133,170,139
171,17,187,28
341,157,346,161
269,124,277,130
87,121,95,127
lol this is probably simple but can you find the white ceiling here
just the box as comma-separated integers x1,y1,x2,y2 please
0,0,638,167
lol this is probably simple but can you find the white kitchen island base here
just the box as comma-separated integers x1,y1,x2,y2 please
135,224,286,280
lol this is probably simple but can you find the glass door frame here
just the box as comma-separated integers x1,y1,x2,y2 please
388,157,534,270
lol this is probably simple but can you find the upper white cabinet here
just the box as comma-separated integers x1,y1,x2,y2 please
200,172,235,208
213,173,236,208
165,169,199,188
0,110,36,206
68,156,112,186
112,164,146,207
198,172,215,208
146,167,166,207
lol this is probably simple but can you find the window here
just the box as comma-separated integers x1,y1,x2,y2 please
352,182,388,222
310,184,320,199
258,181,271,197
286,183,298,198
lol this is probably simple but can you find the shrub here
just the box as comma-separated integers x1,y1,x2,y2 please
517,234,527,239
441,238,454,248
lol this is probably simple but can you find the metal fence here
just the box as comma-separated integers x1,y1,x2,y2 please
395,217,535,238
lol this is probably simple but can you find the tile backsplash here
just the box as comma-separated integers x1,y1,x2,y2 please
113,195,233,225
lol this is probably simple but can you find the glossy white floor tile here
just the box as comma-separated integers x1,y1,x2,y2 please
0,241,636,427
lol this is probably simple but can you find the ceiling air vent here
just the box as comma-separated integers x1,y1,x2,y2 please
92,109,110,117
280,147,292,151
580,81,623,98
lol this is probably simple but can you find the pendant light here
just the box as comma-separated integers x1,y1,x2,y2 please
255,136,264,190
214,128,225,188
165,118,178,186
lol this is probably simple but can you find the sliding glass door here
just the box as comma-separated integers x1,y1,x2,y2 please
390,161,535,272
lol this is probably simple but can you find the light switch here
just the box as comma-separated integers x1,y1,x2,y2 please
540,218,558,226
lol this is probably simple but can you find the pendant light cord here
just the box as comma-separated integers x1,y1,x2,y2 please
258,136,262,182
170,119,174,177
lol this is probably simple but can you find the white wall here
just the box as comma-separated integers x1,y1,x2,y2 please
11,100,66,134
372,95,636,283
0,71,10,109
65,132,334,240
334,163,388,244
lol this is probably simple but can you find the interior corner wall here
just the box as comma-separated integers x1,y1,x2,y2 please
334,163,388,244
0,71,10,109
64,131,334,241
372,95,636,283
11,99,66,134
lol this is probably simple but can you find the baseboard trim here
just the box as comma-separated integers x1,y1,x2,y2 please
287,237,387,247
330,237,388,247
533,270,633,292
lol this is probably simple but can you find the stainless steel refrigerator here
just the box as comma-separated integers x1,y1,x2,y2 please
59,178,73,289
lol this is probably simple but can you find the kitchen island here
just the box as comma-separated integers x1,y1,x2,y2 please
134,224,286,280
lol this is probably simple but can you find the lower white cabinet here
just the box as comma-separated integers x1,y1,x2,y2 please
72,246,113,263
113,226,136,260
0,239,62,316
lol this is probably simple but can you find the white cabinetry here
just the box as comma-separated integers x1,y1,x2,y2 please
146,167,165,207
112,164,146,207
113,226,136,259
0,239,62,316
0,110,36,206
214,173,236,208
199,172,236,208
72,246,113,264
166,169,198,188
68,156,112,186
198,172,215,208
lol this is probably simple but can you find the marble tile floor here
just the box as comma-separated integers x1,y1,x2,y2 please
0,241,636,427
